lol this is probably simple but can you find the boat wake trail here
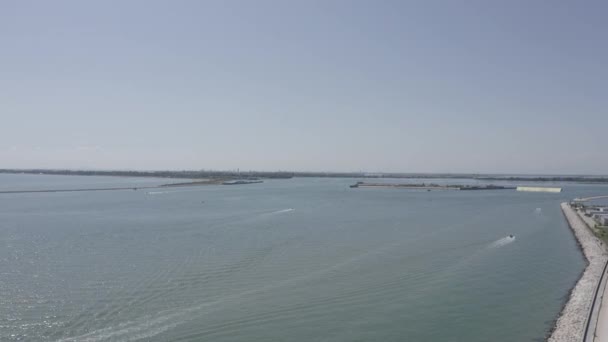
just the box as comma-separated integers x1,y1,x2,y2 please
488,236,516,249
56,241,393,342
266,208,294,215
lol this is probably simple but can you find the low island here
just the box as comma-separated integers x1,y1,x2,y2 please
349,182,515,190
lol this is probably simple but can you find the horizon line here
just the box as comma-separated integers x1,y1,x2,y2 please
1,168,607,178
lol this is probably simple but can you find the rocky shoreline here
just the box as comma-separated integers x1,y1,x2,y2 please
548,203,608,341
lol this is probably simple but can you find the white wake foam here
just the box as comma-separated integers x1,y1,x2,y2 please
56,238,390,342
260,208,295,217
488,236,516,248
271,208,294,214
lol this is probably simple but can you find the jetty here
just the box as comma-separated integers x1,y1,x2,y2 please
574,195,608,202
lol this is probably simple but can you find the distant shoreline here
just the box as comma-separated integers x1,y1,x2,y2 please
0,186,156,194
1,169,608,184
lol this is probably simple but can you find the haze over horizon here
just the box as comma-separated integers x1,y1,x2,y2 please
2,1,607,174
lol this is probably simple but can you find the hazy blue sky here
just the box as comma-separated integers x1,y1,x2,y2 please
1,1,606,174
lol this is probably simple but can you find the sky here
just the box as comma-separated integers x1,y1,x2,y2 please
1,0,606,174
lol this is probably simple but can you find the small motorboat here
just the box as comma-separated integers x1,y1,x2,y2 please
508,234,514,238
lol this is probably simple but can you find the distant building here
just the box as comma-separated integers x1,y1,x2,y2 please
586,206,608,217
593,213,608,226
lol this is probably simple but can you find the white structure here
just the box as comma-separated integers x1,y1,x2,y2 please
516,186,562,193
594,214,608,226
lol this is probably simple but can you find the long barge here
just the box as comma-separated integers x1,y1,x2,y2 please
349,182,515,190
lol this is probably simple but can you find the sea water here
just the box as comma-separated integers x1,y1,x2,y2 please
1,174,607,341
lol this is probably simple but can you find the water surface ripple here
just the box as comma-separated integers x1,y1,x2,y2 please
1,175,606,341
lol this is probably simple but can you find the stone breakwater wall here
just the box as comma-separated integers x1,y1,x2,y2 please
548,203,608,341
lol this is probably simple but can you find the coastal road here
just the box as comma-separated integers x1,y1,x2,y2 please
570,207,608,342
594,268,608,342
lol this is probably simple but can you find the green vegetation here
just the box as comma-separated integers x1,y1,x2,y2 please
591,225,608,243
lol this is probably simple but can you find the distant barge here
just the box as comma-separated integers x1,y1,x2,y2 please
516,186,562,193
349,182,515,190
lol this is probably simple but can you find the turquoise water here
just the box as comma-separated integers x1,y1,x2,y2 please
1,175,607,341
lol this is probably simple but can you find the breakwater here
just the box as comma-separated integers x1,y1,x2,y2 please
0,179,263,194
0,186,156,194
548,203,608,342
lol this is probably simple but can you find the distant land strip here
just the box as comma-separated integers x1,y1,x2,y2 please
0,186,157,194
349,182,515,190
0,169,607,183
0,169,294,180
475,176,608,183
0,178,267,194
